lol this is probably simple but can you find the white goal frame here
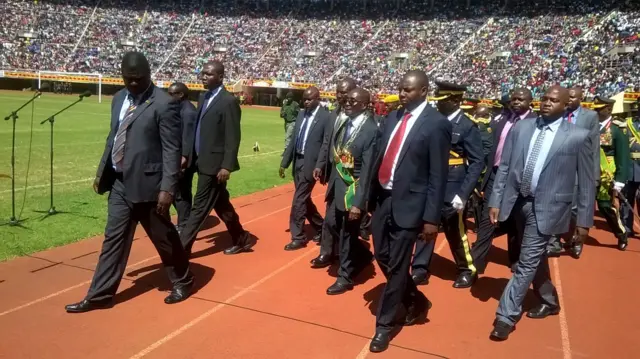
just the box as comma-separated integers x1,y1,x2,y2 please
37,70,103,103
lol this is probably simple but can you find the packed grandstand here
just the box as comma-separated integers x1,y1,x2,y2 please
0,0,638,99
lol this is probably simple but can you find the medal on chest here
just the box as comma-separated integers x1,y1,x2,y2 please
600,121,612,147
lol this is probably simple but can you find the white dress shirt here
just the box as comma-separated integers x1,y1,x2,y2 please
524,117,562,195
381,100,428,190
447,108,462,121
297,105,319,155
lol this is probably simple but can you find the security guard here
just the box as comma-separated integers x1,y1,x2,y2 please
621,97,640,239
594,96,630,251
411,82,484,288
468,102,494,232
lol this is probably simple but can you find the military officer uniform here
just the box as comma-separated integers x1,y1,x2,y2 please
621,99,640,240
411,83,485,288
594,96,631,251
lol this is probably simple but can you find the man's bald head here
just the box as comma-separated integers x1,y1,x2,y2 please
121,51,151,95
336,77,357,107
510,87,533,115
567,87,584,111
539,85,569,120
398,70,429,110
302,86,320,110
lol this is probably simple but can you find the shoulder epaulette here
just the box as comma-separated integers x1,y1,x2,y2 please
612,119,627,128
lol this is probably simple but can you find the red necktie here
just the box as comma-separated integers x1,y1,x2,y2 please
378,113,411,185
567,112,574,124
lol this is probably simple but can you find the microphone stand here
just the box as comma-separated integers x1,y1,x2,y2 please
35,93,89,220
2,90,43,227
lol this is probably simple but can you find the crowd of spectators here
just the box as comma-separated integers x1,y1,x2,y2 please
0,0,638,98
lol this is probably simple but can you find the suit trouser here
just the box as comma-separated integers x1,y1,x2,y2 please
621,181,640,235
412,204,477,275
372,192,423,334
360,214,372,239
496,196,558,326
86,178,193,302
290,156,324,242
173,165,196,232
471,168,519,274
180,172,245,253
325,198,372,284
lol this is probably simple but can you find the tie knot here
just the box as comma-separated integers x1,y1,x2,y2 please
402,112,411,122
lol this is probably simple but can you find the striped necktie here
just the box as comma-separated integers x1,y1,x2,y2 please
111,96,138,166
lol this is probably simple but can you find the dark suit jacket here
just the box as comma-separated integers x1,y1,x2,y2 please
191,88,241,176
180,99,198,167
370,105,452,229
96,85,181,202
326,116,378,211
281,106,330,182
572,106,600,183
317,108,342,184
481,110,538,191
446,111,484,203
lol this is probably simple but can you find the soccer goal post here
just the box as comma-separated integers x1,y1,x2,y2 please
37,70,103,103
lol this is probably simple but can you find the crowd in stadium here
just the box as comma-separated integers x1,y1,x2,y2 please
0,0,638,98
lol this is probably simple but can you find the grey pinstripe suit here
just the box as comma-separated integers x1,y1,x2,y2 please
489,117,595,326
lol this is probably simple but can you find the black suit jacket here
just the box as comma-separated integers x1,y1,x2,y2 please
326,116,378,211
446,111,484,202
370,105,452,229
317,108,342,184
481,110,538,191
281,106,330,182
96,85,182,202
192,88,241,176
179,99,198,167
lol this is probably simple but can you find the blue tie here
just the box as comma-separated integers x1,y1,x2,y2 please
195,91,214,156
296,112,311,154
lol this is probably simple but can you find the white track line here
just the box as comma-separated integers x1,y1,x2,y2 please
0,194,318,317
129,246,319,359
551,257,572,359
357,238,448,358
0,151,282,195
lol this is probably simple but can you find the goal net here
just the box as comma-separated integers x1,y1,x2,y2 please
37,70,103,103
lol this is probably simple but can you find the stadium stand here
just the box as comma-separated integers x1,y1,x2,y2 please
0,0,638,98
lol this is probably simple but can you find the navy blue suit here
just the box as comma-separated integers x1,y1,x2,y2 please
370,103,451,334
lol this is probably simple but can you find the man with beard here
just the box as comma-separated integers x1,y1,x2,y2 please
472,88,537,275
323,88,376,295
411,82,484,288
279,87,327,250
488,86,594,340
310,78,357,268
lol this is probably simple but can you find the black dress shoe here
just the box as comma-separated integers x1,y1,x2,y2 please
224,232,254,255
284,240,307,251
65,299,113,313
405,295,432,326
490,321,514,341
369,332,390,353
526,304,560,319
326,281,353,295
412,271,430,285
164,282,194,304
312,233,321,243
546,247,562,257
310,254,333,268
569,242,583,259
453,272,477,289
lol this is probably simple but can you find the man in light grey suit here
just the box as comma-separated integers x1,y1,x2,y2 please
488,86,595,340
547,86,600,257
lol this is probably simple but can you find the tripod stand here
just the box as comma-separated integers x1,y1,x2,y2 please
35,91,91,220
2,89,44,227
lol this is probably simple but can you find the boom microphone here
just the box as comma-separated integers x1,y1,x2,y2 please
79,91,92,98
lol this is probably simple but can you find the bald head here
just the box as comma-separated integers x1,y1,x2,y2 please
336,77,357,107
510,87,533,115
121,51,151,95
302,86,320,110
567,87,584,111
539,85,569,120
399,70,429,110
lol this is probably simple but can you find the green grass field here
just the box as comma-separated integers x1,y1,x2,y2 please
0,91,290,261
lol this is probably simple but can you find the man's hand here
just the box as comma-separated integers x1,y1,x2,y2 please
217,168,231,182
451,195,465,212
279,167,285,179
181,156,187,171
489,207,500,225
348,206,361,221
418,223,438,242
312,168,322,181
574,226,589,245
157,191,173,215
93,177,100,194
614,181,625,193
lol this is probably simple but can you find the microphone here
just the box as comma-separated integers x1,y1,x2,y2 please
37,83,50,93
79,91,92,98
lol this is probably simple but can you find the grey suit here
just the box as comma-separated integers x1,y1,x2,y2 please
547,106,599,250
489,117,595,326
89,85,193,302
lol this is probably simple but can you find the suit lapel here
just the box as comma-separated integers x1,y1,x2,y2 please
123,86,155,129
396,107,429,167
111,92,125,131
520,119,537,163
307,107,322,134
200,87,224,119
376,110,400,163
541,120,569,172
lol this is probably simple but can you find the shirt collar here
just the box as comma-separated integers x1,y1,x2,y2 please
447,108,462,121
601,117,612,128
348,112,367,128
536,116,563,131
518,109,531,120
126,83,153,106
206,85,223,98
305,105,320,118
408,100,428,119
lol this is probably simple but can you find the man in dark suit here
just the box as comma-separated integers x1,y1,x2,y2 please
368,71,451,353
279,87,327,250
180,60,251,256
310,78,357,268
471,88,537,275
547,86,600,257
411,82,484,288
65,52,193,313
167,82,198,234
323,87,376,295
488,86,595,340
